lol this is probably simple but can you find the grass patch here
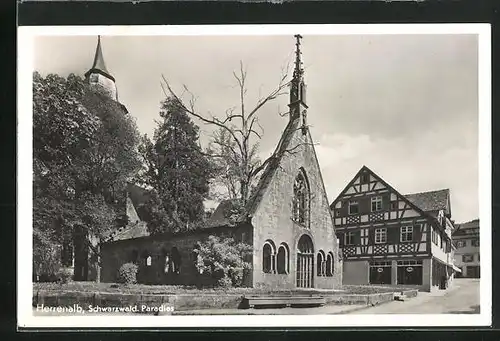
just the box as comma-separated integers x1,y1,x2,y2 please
34,282,417,296
340,285,420,295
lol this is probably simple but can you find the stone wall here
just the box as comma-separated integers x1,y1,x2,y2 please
343,260,369,285
251,127,342,289
101,224,253,286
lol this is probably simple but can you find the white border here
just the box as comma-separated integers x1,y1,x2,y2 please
18,24,491,329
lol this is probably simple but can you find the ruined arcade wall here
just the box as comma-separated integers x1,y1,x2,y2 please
100,224,253,287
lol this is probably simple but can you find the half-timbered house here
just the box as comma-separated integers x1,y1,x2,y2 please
330,166,460,291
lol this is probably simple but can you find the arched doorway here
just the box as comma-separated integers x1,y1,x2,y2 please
296,234,314,288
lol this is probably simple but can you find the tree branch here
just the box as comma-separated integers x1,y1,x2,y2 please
161,75,245,157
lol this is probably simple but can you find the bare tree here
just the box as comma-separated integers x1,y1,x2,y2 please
161,60,294,205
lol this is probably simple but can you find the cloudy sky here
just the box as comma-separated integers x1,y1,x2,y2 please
33,32,479,223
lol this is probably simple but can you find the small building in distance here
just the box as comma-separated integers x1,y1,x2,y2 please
330,165,460,292
453,219,480,278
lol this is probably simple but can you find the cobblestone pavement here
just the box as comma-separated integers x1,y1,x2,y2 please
348,278,480,314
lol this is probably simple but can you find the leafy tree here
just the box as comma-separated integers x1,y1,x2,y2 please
193,235,252,288
33,71,142,279
135,190,172,235
138,97,214,234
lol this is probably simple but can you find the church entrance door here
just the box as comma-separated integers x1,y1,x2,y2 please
296,234,314,288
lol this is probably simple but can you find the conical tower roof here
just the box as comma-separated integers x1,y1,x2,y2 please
85,36,115,82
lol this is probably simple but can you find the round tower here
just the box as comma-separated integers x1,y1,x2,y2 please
84,36,118,101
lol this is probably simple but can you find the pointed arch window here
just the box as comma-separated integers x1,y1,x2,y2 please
326,252,334,277
277,243,290,274
317,250,326,277
263,240,276,274
292,169,310,227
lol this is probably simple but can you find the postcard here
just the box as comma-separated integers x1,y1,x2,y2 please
18,24,491,329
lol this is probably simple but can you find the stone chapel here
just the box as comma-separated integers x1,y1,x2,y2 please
71,35,343,290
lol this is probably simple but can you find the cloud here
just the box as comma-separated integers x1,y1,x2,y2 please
315,132,478,223
33,33,480,224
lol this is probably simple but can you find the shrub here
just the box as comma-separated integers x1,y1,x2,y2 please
57,267,74,284
194,235,252,288
117,262,138,284
33,235,62,282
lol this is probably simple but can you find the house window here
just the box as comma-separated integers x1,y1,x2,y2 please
292,170,310,226
348,200,359,215
344,231,356,245
375,228,387,244
472,239,480,247
371,196,383,212
400,226,413,243
462,254,474,263
361,173,369,184
263,241,276,274
456,240,466,248
276,243,289,274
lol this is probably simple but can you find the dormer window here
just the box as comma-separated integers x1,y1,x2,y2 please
89,73,98,83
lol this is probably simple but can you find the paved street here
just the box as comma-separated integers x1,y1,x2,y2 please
348,278,480,314
33,279,480,316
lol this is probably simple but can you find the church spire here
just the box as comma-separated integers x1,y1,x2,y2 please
293,34,304,86
85,35,115,82
288,34,308,133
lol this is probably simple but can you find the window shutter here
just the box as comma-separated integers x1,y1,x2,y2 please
368,229,375,245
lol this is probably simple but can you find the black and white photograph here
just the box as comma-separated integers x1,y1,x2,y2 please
17,24,491,328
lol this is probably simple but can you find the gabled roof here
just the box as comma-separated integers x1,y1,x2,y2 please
126,183,151,221
453,218,479,236
330,165,448,230
101,183,151,243
244,118,301,219
404,189,451,217
104,221,149,243
203,118,301,229
207,114,322,229
458,218,480,229
205,199,242,228
84,36,116,82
